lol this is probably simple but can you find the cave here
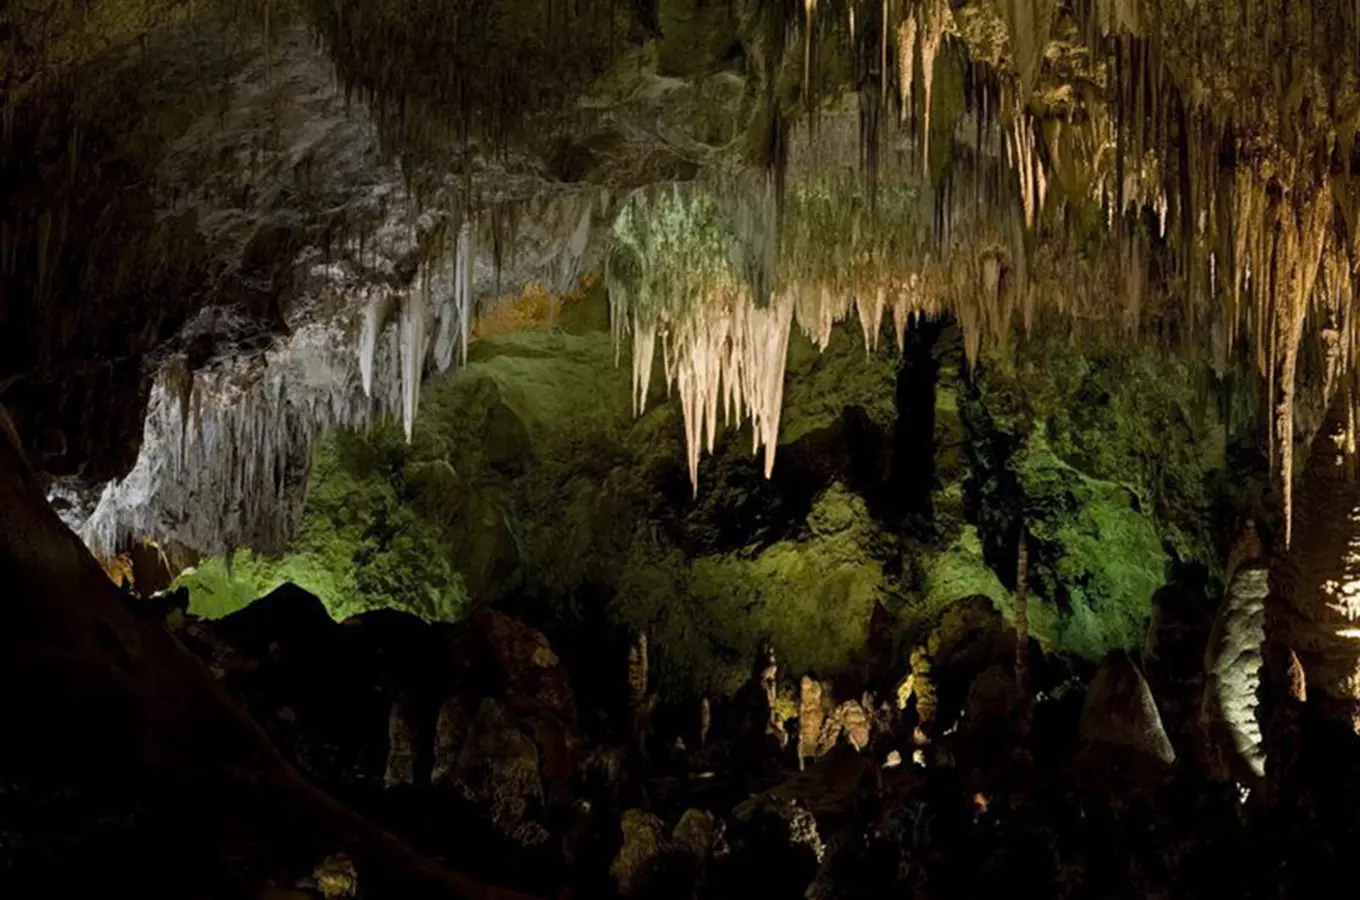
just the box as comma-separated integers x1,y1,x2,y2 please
5,1,1360,897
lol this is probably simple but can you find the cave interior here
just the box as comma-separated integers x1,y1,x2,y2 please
5,1,1360,897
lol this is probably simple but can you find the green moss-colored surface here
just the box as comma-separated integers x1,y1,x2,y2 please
616,484,890,694
918,525,1011,622
181,288,905,691
1012,436,1169,660
181,299,1257,687
176,429,470,623
948,330,1257,661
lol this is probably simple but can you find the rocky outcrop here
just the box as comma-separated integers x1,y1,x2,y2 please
817,700,872,756
1077,651,1176,781
1142,575,1215,760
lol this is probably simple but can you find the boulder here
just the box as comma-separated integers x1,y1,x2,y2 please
469,608,578,726
1077,651,1176,784
453,698,548,847
610,810,670,897
430,697,470,787
672,808,721,863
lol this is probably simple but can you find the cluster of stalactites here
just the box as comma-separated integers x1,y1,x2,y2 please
779,0,1360,544
608,153,1048,491
82,186,604,561
81,240,472,560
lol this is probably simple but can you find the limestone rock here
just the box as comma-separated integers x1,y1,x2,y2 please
430,697,470,787
961,663,1018,736
611,809,670,897
470,608,577,725
933,596,1015,674
735,744,874,821
1080,651,1176,767
1201,565,1268,780
525,712,577,805
190,583,399,785
816,699,871,755
739,800,825,886
453,698,547,847
1142,576,1214,755
384,697,418,788
797,676,826,766
842,701,871,752
312,854,358,898
1275,399,1360,725
672,808,720,862
699,695,712,747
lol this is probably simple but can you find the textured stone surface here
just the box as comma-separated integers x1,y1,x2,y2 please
1201,566,1268,779
1079,651,1176,767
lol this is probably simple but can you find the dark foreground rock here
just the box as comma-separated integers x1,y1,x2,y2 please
0,408,539,900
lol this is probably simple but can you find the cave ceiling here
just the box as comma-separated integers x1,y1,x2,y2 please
4,0,1360,556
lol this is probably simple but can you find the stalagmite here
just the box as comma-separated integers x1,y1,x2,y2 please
699,696,712,748
1201,562,1268,780
628,632,651,753
1014,526,1031,738
797,675,826,770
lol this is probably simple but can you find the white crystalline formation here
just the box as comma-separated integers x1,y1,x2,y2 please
81,253,462,560
82,191,601,561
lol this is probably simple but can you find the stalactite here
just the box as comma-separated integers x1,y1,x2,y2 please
897,15,918,126
358,292,384,398
916,0,951,173
400,276,428,442
593,0,1360,509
